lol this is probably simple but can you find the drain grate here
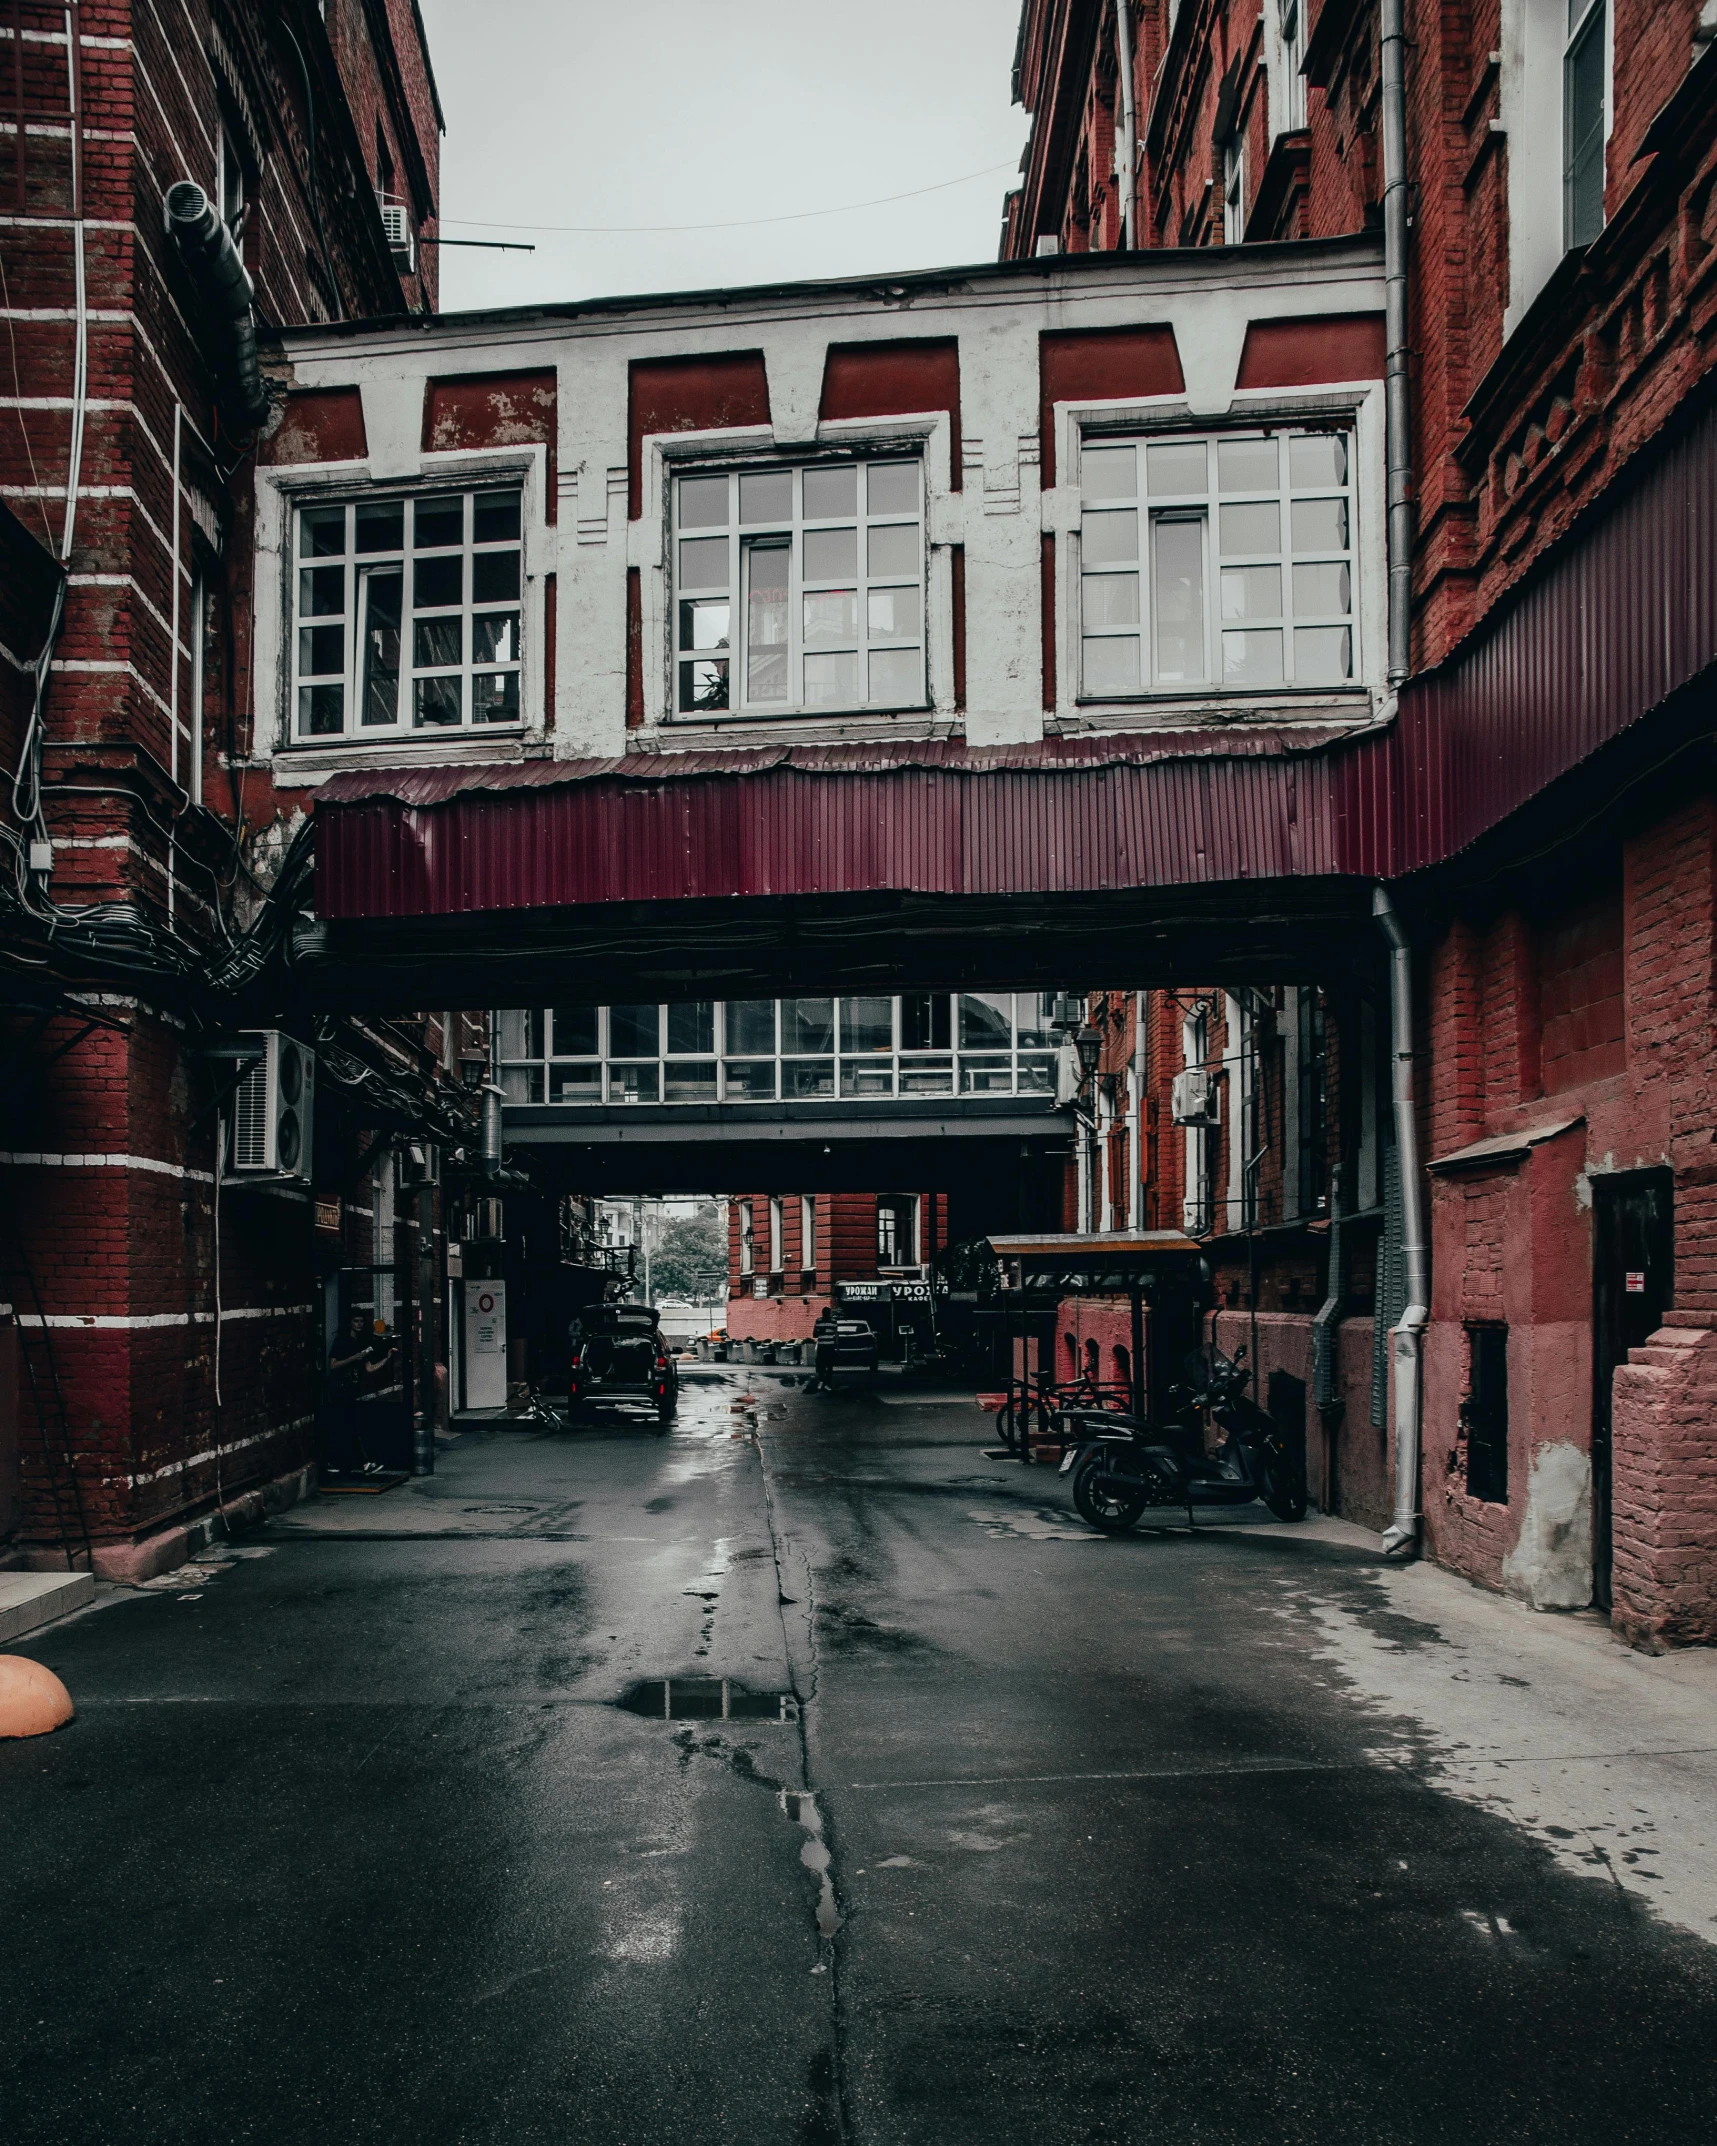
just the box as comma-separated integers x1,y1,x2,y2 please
615,1678,799,1723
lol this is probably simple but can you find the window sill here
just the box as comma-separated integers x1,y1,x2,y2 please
1064,689,1377,731
645,707,960,752
270,728,536,784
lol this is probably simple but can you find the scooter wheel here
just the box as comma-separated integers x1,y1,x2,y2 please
1260,1449,1308,1521
1071,1449,1149,1534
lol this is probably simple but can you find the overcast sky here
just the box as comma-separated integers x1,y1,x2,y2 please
415,1,1032,313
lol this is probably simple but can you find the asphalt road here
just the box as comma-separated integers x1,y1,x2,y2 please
5,1367,1717,2144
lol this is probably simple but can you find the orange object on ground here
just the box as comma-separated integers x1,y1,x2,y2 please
0,1656,74,1737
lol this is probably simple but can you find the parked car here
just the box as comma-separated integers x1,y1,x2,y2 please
832,1318,879,1373
568,1303,678,1429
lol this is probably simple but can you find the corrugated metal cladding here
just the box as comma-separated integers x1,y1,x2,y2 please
314,407,1717,919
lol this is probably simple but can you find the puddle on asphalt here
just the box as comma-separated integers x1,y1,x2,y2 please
967,1506,1098,1542
781,1789,843,1939
614,1677,801,1722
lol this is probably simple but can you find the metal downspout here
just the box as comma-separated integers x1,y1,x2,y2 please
1114,2,1138,250
1374,888,1429,1554
1381,0,1412,685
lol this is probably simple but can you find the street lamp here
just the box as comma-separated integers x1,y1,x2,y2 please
1075,1024,1103,1081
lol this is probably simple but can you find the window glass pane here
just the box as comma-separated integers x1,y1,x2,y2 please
414,554,462,608
1290,433,1348,488
784,997,834,1053
300,683,344,734
414,616,461,668
841,1059,894,1097
1219,565,1282,620
551,1007,598,1056
667,1001,715,1054
1222,628,1284,685
680,658,729,711
867,462,919,513
1293,497,1349,550
1216,437,1278,493
786,1059,835,1098
1083,636,1141,694
1015,993,1058,1050
1081,510,1138,566
959,1056,1012,1093
900,993,950,1051
1152,519,1206,683
1081,444,1136,500
1146,440,1207,496
805,650,858,704
472,672,519,724
355,503,403,554
473,612,519,666
898,1057,952,1094
473,551,521,603
473,490,522,543
548,1063,601,1102
959,991,1012,1050
866,523,918,577
1564,2,1606,248
840,996,893,1052
867,585,920,640
1016,1055,1056,1093
726,999,777,1054
803,465,857,518
680,598,731,651
1083,573,1139,628
1218,500,1279,555
361,571,402,725
680,536,729,590
500,1064,543,1105
1292,561,1351,616
740,470,792,524
1294,625,1353,683
723,1059,778,1100
301,506,345,558
609,1063,659,1104
413,675,462,726
804,590,858,644
664,1062,717,1102
746,543,790,702
414,498,462,549
804,526,858,580
301,565,344,616
679,476,729,529
299,622,343,676
610,1003,661,1057
868,647,919,703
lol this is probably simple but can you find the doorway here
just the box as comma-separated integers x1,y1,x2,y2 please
1591,1168,1673,1612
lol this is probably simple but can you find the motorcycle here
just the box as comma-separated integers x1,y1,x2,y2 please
1057,1343,1308,1534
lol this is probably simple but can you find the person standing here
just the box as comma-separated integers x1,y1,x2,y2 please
810,1306,841,1393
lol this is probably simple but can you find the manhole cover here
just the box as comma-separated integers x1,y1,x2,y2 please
615,1678,799,1723
460,1503,539,1515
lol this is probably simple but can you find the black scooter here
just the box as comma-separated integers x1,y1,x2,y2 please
1058,1344,1308,1534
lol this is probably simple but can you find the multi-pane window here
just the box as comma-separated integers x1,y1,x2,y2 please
1222,133,1245,244
673,460,925,717
1563,0,1607,251
877,1195,918,1269
497,994,1064,1105
1280,0,1307,131
292,488,523,741
1080,429,1357,696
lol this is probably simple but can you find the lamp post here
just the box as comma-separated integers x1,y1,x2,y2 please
1075,1024,1102,1230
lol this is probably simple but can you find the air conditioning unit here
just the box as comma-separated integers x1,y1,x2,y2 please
229,1031,315,1178
1171,1068,1221,1128
378,199,415,269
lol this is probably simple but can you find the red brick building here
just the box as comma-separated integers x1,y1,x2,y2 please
1008,1,1717,1643
725,1191,949,1358
0,2,469,1576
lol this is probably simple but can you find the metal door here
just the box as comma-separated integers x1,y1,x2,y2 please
1591,1168,1674,1612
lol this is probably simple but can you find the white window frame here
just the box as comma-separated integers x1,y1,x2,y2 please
1076,424,1360,701
1274,0,1308,135
1222,132,1246,244
738,1200,755,1277
1501,0,1613,336
670,456,928,721
768,1197,784,1276
800,1195,817,1274
1562,0,1608,252
288,485,525,745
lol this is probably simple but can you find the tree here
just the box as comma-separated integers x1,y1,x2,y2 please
649,1209,726,1301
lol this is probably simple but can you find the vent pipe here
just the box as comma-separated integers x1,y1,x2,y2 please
1374,886,1429,1555
1381,0,1413,684
164,182,269,428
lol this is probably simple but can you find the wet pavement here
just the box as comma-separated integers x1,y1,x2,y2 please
5,1367,1717,2143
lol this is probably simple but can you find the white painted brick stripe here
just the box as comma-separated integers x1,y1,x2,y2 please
0,1151,215,1182
16,1305,314,1329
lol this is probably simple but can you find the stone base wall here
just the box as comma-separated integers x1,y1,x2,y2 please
1611,1316,1717,1650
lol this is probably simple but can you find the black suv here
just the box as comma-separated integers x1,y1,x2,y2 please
569,1303,679,1429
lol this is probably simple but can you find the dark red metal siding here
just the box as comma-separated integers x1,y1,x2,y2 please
315,403,1717,921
